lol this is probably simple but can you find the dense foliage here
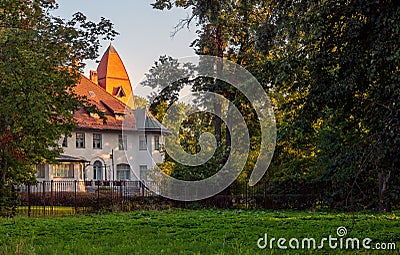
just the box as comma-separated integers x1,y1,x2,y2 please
149,0,400,210
0,0,117,216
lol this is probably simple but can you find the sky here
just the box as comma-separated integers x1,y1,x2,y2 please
54,0,198,97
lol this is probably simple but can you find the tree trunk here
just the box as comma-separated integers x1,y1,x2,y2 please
213,24,224,145
213,101,222,144
225,103,232,149
378,170,391,211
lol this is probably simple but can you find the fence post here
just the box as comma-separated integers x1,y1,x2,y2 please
111,181,114,209
42,181,46,216
97,180,100,210
301,180,306,208
141,181,145,207
120,181,123,211
245,182,248,209
27,183,31,217
283,181,287,209
51,180,54,215
264,181,267,209
74,180,77,214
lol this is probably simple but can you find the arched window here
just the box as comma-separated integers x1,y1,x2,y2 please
93,160,103,180
117,164,131,180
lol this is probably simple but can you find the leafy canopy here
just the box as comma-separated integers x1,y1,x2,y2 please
0,0,118,215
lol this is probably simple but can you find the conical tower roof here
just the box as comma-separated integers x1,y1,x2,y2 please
97,44,135,109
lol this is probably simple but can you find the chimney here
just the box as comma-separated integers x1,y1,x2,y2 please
90,70,98,85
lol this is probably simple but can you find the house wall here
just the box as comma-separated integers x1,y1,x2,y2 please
60,130,164,181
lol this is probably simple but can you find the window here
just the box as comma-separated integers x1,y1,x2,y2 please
140,165,148,181
115,86,126,98
118,135,127,150
36,165,46,178
117,164,131,180
53,164,74,178
76,132,85,148
115,114,124,121
93,133,102,149
62,136,68,147
139,135,147,151
154,136,160,150
93,161,103,180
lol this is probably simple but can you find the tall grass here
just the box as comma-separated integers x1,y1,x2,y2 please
1,209,399,254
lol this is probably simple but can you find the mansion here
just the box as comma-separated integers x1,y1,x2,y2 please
36,44,167,187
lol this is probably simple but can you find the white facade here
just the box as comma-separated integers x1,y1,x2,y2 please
66,130,163,181
37,130,164,182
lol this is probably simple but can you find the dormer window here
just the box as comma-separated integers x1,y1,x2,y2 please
154,136,160,150
90,112,100,119
115,114,125,121
62,135,68,147
113,86,126,98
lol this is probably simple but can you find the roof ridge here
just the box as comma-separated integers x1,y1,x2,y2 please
108,43,117,53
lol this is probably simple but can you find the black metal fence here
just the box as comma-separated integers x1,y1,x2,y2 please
16,180,326,217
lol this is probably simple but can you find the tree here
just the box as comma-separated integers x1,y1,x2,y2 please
156,103,224,181
151,1,275,184
153,0,233,145
0,0,118,216
152,0,400,210
133,95,149,109
141,55,195,119
256,0,400,210
142,54,234,182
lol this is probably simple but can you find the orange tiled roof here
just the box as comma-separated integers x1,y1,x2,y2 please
73,74,136,131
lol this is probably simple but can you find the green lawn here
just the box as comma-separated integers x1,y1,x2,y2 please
0,209,399,254
16,206,76,217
